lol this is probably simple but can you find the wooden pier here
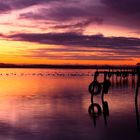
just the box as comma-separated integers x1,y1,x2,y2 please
88,64,140,129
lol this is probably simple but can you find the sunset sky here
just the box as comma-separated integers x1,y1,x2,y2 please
0,0,140,65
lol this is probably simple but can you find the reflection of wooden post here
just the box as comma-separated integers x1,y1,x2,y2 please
135,65,140,130
135,74,139,99
135,66,140,101
135,95,140,131
135,78,139,131
101,73,109,126
132,74,135,88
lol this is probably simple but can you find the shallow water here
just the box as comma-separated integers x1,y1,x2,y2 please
0,68,139,140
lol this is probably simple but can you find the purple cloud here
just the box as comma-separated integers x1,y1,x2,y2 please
0,0,70,12
1,31,140,61
17,0,140,31
101,0,140,29
3,32,140,50
22,46,139,61
101,0,140,14
0,0,140,31
0,2,11,14
0,0,50,9
3,33,140,60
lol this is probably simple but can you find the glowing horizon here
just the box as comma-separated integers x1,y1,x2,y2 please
0,0,140,65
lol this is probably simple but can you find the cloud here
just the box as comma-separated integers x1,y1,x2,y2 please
17,1,100,22
0,0,140,32
18,0,140,32
0,0,139,62
0,0,104,32
101,0,140,29
22,50,134,61
19,3,104,31
18,46,138,61
101,0,140,14
0,0,50,10
0,2,11,14
0,0,70,12
2,32,139,60
19,8,103,32
18,0,105,32
0,0,76,10
5,32,140,49
0,0,45,13
49,18,103,33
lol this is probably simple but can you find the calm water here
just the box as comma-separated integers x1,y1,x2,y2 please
0,68,139,140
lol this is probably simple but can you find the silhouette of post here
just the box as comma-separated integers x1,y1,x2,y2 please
135,64,140,130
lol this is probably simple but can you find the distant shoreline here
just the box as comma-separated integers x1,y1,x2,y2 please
0,63,138,69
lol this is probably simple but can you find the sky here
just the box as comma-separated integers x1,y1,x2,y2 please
0,0,140,65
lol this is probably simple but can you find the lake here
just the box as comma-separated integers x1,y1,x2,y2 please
0,68,139,140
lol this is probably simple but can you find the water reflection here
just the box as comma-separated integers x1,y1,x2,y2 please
88,72,110,127
135,96,140,131
88,69,140,131
135,72,140,130
0,68,140,140
88,96,109,127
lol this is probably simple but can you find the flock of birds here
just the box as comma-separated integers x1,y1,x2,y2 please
0,72,93,77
